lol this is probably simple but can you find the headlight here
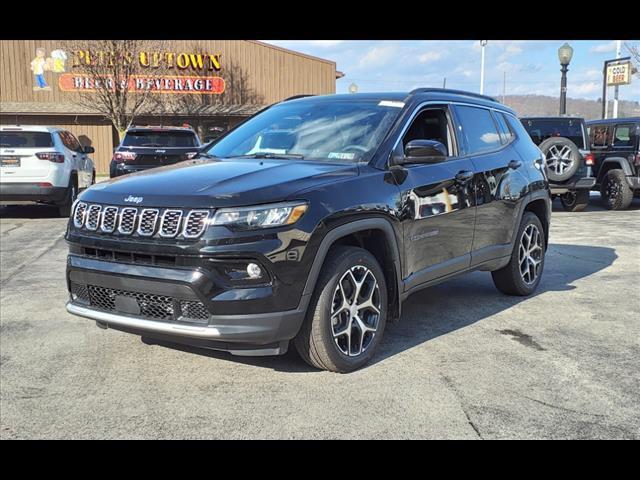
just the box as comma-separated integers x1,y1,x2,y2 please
211,201,308,230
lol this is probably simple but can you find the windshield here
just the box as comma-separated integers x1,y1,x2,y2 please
520,119,585,149
207,100,403,163
0,131,54,148
122,130,198,148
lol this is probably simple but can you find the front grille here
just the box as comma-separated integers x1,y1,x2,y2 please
118,207,137,234
183,210,209,238
100,206,118,233
72,203,210,240
86,205,101,231
70,282,210,324
74,202,87,228
137,209,159,236
160,210,183,237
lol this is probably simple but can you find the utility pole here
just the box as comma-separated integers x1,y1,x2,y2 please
613,40,622,118
480,40,488,95
502,71,506,104
443,77,446,88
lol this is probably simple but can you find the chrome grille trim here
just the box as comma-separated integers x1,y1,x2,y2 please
73,202,88,228
85,205,102,231
183,210,209,239
118,207,138,234
100,206,119,233
74,204,210,239
137,208,160,236
159,209,183,238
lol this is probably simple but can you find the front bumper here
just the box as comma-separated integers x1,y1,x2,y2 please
0,183,67,203
549,176,596,194
65,254,308,355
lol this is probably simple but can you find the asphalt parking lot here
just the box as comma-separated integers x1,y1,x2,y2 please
1,195,639,439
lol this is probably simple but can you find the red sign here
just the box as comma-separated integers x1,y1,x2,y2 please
58,73,225,95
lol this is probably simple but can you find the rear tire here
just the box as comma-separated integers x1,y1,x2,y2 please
492,212,545,296
57,176,77,217
600,169,633,210
560,190,589,212
294,246,387,373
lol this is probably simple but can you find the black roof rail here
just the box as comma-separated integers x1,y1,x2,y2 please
409,88,498,103
282,94,315,102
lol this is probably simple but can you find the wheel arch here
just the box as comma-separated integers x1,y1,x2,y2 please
301,218,403,321
597,157,632,183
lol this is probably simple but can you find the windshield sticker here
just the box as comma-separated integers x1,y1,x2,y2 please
378,100,405,108
328,152,356,160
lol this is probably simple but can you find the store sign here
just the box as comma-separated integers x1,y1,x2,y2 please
606,61,632,86
58,74,225,95
71,51,222,71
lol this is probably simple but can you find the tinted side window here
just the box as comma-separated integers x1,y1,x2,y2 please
455,105,502,154
59,131,81,151
612,124,635,148
492,111,515,144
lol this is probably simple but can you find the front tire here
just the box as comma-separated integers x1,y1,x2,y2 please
600,169,633,210
560,190,589,212
491,212,546,296
294,246,387,373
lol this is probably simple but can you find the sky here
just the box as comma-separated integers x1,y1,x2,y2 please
264,40,640,102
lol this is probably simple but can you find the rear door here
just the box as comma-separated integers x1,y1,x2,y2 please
0,129,54,181
452,105,529,264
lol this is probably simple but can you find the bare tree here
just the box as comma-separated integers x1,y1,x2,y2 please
165,42,265,116
623,42,640,79
63,39,169,139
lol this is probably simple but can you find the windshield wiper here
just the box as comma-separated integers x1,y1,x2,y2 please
232,153,305,160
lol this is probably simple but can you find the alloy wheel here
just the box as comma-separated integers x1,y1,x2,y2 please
518,224,543,285
331,265,381,357
545,145,574,176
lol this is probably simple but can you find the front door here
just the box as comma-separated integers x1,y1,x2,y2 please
395,106,476,291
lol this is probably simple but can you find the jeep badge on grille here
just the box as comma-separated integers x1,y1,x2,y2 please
124,195,143,204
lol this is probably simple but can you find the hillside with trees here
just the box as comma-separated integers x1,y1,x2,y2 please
501,95,640,120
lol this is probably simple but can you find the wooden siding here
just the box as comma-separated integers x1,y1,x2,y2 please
0,115,115,174
0,40,337,106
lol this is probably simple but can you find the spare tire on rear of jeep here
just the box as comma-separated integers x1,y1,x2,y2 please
538,136,580,182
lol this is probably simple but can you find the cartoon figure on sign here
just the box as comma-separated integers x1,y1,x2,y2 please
50,50,67,73
31,48,51,91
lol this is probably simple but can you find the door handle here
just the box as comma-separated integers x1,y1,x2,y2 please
455,170,474,183
508,160,522,169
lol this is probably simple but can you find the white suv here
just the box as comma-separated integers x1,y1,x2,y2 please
0,126,96,216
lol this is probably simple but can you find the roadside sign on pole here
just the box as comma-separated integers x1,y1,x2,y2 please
606,61,632,86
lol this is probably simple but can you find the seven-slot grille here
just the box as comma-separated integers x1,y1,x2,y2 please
73,203,210,239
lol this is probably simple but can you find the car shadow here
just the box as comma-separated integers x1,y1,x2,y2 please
146,243,617,373
0,204,61,219
551,193,640,212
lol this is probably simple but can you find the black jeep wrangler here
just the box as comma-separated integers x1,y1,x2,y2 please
66,89,551,372
586,117,640,210
520,116,595,212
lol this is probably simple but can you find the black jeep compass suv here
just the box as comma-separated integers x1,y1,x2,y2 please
66,89,551,372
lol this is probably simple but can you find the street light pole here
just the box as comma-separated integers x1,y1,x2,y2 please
557,43,574,116
480,40,487,95
613,40,622,118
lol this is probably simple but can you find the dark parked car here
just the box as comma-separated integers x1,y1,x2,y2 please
66,89,550,372
520,116,595,212
109,125,201,178
586,117,640,210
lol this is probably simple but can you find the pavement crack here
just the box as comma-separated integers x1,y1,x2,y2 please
523,396,606,418
549,246,614,266
441,374,483,440
0,223,24,236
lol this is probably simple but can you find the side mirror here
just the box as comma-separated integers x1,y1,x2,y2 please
396,139,447,165
82,145,95,154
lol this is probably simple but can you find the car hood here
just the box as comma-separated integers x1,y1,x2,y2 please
81,157,359,208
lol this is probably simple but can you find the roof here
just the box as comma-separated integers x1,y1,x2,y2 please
585,117,640,125
520,116,585,120
283,89,514,114
0,125,61,132
127,125,195,132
